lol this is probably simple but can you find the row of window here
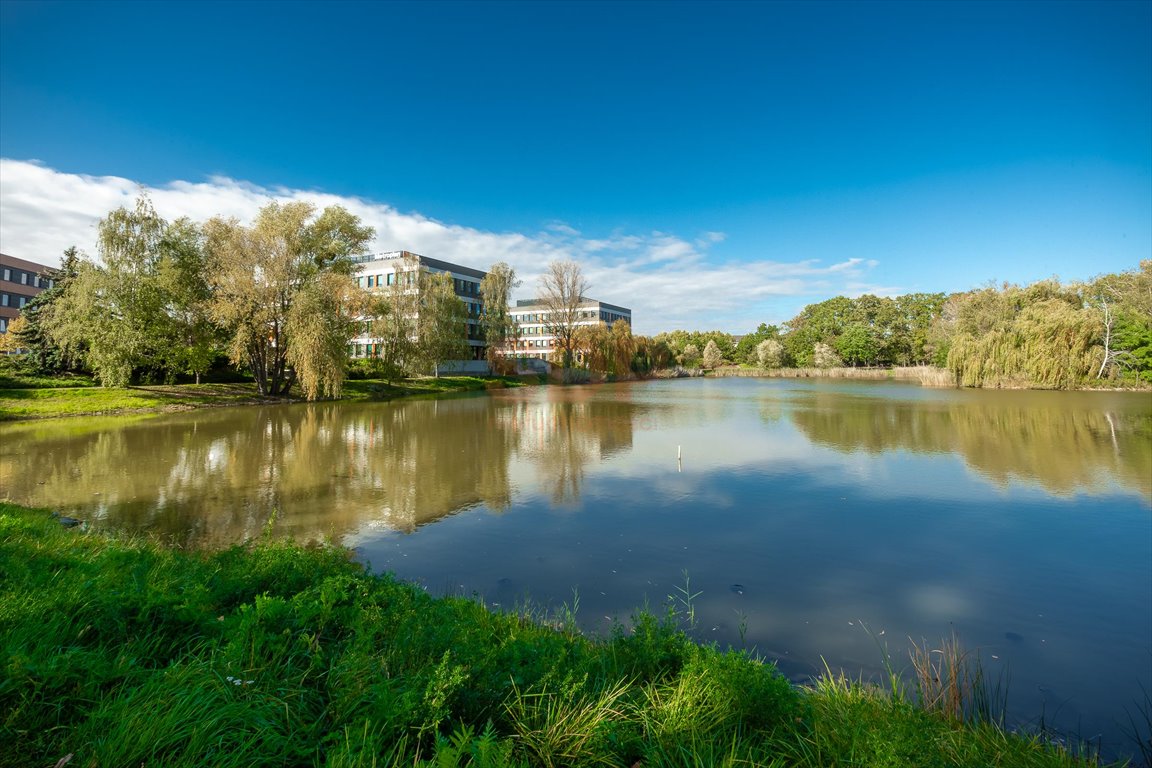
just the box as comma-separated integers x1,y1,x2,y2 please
452,278,480,297
348,341,486,359
1,268,51,289
356,272,483,298
516,318,629,338
512,309,629,324
1,293,29,308
357,272,419,289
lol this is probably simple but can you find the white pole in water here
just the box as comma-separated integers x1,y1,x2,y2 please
677,445,682,460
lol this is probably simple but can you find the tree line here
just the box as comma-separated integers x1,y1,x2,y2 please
652,261,1151,388
4,198,513,399
6,194,1147,392
2,198,675,396
6,198,377,399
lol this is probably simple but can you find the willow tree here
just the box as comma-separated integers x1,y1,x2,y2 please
480,261,520,371
609,321,636,377
44,198,204,386
204,202,373,399
287,272,366,399
155,218,217,383
363,257,419,382
414,270,469,377
574,322,612,373
631,335,673,374
945,282,1102,389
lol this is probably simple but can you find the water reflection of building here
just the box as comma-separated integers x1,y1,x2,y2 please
0,400,518,544
507,388,638,503
0,388,654,544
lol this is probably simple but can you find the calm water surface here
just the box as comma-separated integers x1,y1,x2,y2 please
2,378,1150,757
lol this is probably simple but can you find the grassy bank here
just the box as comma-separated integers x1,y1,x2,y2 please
0,375,532,421
712,365,957,386
0,503,1113,767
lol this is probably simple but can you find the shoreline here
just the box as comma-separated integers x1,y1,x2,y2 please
709,364,1152,392
0,375,534,422
3,366,1148,422
0,501,1118,766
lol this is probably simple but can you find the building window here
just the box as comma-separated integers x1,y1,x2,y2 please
1,294,8,307
1,268,9,281
20,272,28,285
18,296,27,308
0,318,7,333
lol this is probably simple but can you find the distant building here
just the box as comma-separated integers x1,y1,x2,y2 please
0,253,54,335
507,298,632,361
349,251,634,368
350,251,489,361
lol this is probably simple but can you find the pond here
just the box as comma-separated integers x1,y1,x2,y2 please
2,378,1149,759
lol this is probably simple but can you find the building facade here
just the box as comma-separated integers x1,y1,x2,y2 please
507,298,632,360
0,253,54,335
350,251,489,360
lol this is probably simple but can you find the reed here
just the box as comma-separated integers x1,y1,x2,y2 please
891,365,957,386
907,632,1009,726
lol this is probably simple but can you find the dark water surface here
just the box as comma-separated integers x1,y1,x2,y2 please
3,378,1150,757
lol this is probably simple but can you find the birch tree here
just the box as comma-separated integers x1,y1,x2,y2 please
539,260,589,377
45,197,194,386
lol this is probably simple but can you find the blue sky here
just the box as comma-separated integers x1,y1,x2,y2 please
1,0,1149,334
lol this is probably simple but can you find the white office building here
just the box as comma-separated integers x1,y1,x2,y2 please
350,251,488,360
507,298,632,360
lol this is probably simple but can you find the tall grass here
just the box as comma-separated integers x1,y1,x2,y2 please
907,632,1009,726
714,365,958,386
0,502,1117,767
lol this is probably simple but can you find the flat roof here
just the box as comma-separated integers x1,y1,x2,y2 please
513,298,631,314
0,253,54,273
354,251,487,281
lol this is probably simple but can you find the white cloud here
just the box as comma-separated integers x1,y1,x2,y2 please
0,159,886,334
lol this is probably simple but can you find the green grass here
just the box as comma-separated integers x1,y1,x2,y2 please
0,382,278,420
0,502,1117,768
0,376,532,421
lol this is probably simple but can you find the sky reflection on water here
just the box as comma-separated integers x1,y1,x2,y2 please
2,378,1149,758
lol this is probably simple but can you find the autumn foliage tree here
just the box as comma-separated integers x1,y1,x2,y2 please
204,202,373,399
